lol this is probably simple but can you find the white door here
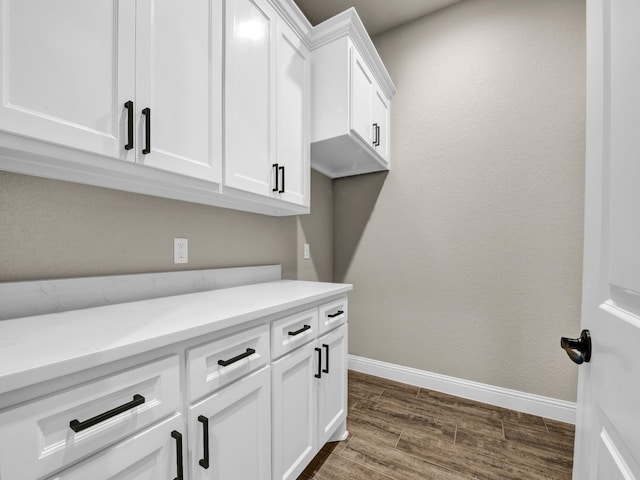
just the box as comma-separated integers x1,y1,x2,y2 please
275,19,310,207
316,324,348,446
0,0,135,160
571,0,640,478
190,367,271,480
372,88,390,163
224,0,277,197
271,344,317,480
135,0,222,182
349,47,374,147
46,415,185,480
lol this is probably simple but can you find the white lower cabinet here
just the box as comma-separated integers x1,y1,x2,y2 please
189,367,272,480
46,414,185,480
271,317,348,480
0,294,348,480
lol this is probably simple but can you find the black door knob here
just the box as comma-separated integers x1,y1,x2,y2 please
560,329,591,364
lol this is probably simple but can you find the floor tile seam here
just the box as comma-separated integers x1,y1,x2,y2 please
388,442,480,480
333,447,398,480
394,428,404,449
362,395,460,431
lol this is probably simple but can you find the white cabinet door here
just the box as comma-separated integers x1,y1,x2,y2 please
46,414,185,480
135,0,222,182
0,0,135,160
275,19,310,207
372,88,390,163
225,0,277,197
317,324,348,446
190,367,271,480
349,47,374,147
272,344,317,480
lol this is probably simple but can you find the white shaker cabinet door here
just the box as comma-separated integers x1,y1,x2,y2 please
224,0,277,197
135,0,222,182
372,88,390,163
46,415,185,480
190,367,271,480
349,47,374,147
0,0,135,160
317,324,348,446
275,19,310,207
272,344,317,480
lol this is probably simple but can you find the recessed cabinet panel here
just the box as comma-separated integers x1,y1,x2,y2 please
272,345,317,480
276,20,310,207
45,414,184,480
190,367,271,480
373,88,390,162
350,48,374,146
225,0,276,197
317,324,348,446
0,0,135,159
136,0,222,182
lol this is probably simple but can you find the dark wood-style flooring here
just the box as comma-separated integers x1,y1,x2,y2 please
299,370,575,480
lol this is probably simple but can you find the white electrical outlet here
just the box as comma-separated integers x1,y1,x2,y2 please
304,243,310,260
174,238,188,264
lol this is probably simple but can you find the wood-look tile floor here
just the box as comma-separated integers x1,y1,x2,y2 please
298,371,575,480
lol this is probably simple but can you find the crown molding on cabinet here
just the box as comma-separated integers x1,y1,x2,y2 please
308,8,397,100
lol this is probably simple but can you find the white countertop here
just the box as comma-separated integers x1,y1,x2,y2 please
0,280,352,395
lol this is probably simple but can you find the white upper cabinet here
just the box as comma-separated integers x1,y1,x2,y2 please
275,20,311,208
224,0,277,198
0,0,135,160
309,8,396,178
0,0,221,183
225,0,310,210
135,0,222,183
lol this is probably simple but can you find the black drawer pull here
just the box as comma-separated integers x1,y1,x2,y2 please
69,394,145,432
171,430,184,480
142,107,151,154
327,310,344,318
218,348,255,367
315,347,322,379
198,415,210,469
288,324,311,336
322,343,330,374
124,100,134,150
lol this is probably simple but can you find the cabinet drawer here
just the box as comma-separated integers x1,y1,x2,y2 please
271,308,319,359
187,324,269,402
0,355,181,480
318,297,348,335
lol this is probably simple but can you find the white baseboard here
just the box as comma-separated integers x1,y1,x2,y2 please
348,355,576,424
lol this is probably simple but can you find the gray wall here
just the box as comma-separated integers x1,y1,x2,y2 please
335,0,586,402
0,170,333,283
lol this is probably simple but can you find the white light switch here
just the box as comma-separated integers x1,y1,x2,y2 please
174,238,188,264
303,243,310,260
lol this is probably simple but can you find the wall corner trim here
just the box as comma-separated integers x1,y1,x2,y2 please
348,355,577,424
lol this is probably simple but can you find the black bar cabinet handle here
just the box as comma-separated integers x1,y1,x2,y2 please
198,415,210,469
372,123,379,146
272,164,279,192
142,107,151,154
376,124,381,146
322,343,330,374
279,165,285,193
124,101,134,150
69,394,145,432
327,310,344,319
314,347,322,378
218,348,255,367
171,430,184,480
288,324,311,336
